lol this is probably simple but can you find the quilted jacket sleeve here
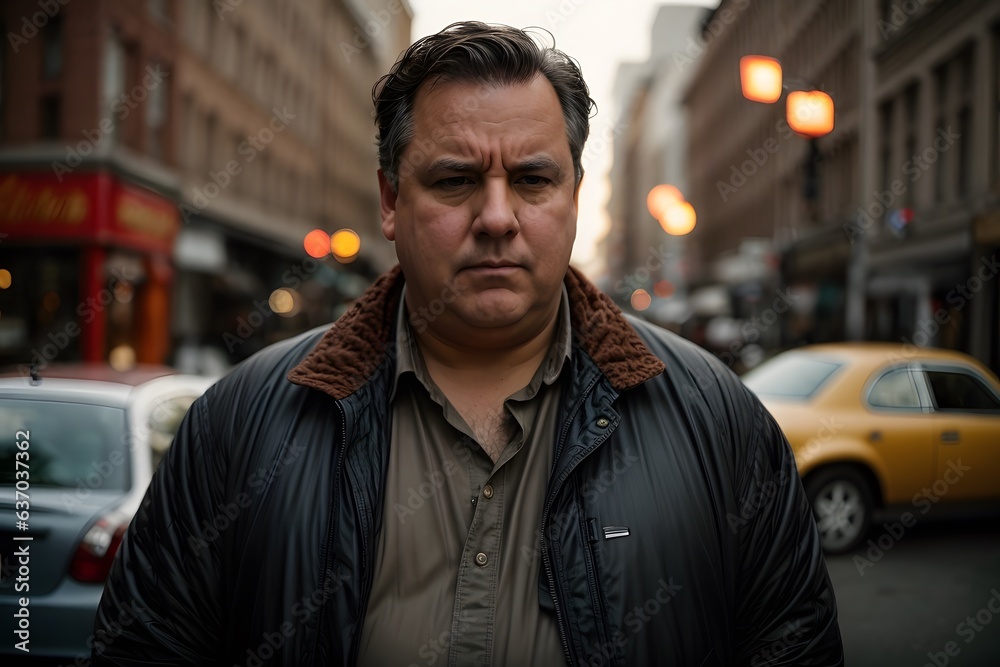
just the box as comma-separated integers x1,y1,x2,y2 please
733,399,845,666
92,393,227,665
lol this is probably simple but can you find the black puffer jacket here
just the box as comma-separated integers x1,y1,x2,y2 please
94,266,843,666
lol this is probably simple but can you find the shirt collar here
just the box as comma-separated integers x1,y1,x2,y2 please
390,284,573,401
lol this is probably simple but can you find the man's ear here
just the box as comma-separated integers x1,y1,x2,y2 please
378,169,397,241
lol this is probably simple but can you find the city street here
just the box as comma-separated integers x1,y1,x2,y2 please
828,510,1000,666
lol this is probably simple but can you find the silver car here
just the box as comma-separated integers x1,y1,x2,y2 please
0,366,215,660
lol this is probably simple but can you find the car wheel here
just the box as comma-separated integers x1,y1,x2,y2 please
805,466,874,554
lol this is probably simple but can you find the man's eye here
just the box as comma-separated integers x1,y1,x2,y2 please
437,177,472,188
518,175,550,186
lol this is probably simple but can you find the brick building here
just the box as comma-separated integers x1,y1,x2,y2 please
0,0,411,371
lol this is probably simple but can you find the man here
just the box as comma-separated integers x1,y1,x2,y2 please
95,22,843,666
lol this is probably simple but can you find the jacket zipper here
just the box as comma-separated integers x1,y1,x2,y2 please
347,403,385,667
312,400,349,664
541,374,603,666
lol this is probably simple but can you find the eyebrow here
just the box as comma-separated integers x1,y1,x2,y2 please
424,156,563,176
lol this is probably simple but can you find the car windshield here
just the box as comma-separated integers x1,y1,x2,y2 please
742,353,843,400
0,399,128,489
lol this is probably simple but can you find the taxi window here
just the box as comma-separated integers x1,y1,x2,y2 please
925,371,1000,412
868,369,921,409
741,353,842,400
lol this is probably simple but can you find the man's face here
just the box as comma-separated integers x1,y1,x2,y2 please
379,75,579,342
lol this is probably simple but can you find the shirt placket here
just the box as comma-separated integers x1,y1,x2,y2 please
448,462,505,667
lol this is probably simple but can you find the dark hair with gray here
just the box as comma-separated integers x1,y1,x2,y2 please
372,21,595,190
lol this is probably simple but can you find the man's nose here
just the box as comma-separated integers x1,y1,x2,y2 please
471,179,519,237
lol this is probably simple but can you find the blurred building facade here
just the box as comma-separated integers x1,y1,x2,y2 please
609,0,1000,372
603,5,706,329
682,0,862,368
860,0,1000,373
0,0,410,372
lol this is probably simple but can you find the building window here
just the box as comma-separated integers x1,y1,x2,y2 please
102,29,126,140
933,65,948,203
205,113,217,171
146,65,168,161
42,14,64,79
0,19,6,140
903,82,919,207
180,95,194,172
955,47,974,198
879,99,894,215
994,27,1000,191
40,95,60,138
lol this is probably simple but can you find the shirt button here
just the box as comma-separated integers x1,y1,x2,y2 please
596,418,610,428
483,485,494,499
475,552,489,566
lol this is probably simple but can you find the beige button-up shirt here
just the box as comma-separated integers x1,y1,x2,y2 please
357,287,572,667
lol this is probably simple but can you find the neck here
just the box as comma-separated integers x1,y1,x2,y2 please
411,298,561,390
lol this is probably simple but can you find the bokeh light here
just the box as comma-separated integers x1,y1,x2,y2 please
268,288,297,315
331,229,361,262
658,201,697,236
0,269,11,289
304,229,331,258
646,184,684,220
109,345,136,371
630,289,652,311
653,280,674,298
740,55,783,103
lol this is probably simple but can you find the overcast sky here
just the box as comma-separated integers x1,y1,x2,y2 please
404,0,718,274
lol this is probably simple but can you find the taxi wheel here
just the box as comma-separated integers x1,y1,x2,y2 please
806,466,874,555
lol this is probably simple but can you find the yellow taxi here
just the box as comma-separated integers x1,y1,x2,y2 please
741,343,1000,553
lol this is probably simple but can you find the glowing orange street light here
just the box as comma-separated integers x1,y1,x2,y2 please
331,228,361,263
304,229,331,258
786,90,835,138
740,56,782,103
658,201,697,236
646,184,683,219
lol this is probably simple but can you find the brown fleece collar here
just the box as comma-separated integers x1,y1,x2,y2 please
287,265,664,400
